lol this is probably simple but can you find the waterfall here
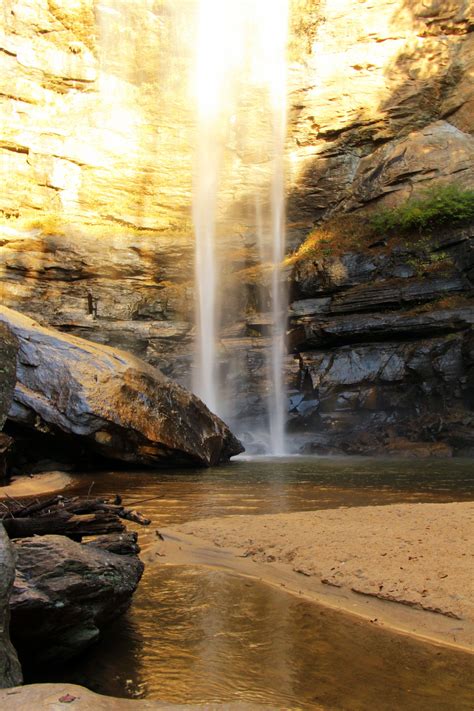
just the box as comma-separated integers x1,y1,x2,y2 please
192,0,289,455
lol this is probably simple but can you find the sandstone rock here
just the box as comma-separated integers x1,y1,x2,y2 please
289,298,331,317
292,251,387,298
0,306,243,467
0,525,22,688
0,0,472,233
301,336,469,392
10,534,144,665
291,331,472,453
349,121,474,210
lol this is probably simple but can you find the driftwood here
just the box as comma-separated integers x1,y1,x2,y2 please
0,494,151,540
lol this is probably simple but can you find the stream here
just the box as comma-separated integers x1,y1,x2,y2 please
29,456,474,710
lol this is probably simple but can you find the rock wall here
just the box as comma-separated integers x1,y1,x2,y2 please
1,0,472,232
288,225,474,456
0,0,473,452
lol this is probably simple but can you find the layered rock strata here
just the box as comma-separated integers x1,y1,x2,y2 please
287,225,474,455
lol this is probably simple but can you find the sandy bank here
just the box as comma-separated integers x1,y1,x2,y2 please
0,684,265,710
0,471,73,500
147,502,474,651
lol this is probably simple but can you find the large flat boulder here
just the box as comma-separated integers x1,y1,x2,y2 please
0,525,22,688
10,533,144,665
0,306,243,467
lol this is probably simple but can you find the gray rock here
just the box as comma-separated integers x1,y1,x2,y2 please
10,534,144,665
0,324,18,430
0,306,243,468
290,307,474,350
302,345,407,390
292,252,388,298
329,275,467,315
0,525,22,688
289,298,331,317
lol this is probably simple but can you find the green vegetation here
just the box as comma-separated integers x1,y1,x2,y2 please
370,184,474,235
287,183,474,266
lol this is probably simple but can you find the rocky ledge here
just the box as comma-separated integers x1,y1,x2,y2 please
287,225,474,456
0,306,243,470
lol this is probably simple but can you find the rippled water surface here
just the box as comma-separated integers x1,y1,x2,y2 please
31,457,474,709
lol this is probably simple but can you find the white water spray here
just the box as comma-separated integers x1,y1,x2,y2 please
192,0,289,453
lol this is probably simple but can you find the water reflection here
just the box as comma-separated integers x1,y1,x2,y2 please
41,566,474,709
29,457,474,709
62,457,474,551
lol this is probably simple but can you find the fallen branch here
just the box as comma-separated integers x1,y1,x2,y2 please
0,493,151,540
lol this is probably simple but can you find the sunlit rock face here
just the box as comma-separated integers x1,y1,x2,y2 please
0,0,473,449
0,0,472,232
0,0,196,231
287,0,474,228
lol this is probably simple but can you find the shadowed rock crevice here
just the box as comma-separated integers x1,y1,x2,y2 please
0,525,22,688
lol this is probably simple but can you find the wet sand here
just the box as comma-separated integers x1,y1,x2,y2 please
0,684,265,710
147,502,474,651
0,471,73,500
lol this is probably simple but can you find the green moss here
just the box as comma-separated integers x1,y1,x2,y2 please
370,184,474,235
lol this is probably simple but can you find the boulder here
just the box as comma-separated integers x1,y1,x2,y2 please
10,533,144,665
0,525,22,688
0,306,243,468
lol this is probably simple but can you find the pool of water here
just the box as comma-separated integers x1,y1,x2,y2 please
30,457,474,709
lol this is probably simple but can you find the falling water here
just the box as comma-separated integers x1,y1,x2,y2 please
191,0,225,413
268,9,288,456
192,0,289,453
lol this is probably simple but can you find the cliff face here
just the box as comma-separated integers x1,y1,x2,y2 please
1,0,472,231
287,0,474,228
0,0,473,454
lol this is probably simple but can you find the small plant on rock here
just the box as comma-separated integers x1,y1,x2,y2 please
370,183,474,235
